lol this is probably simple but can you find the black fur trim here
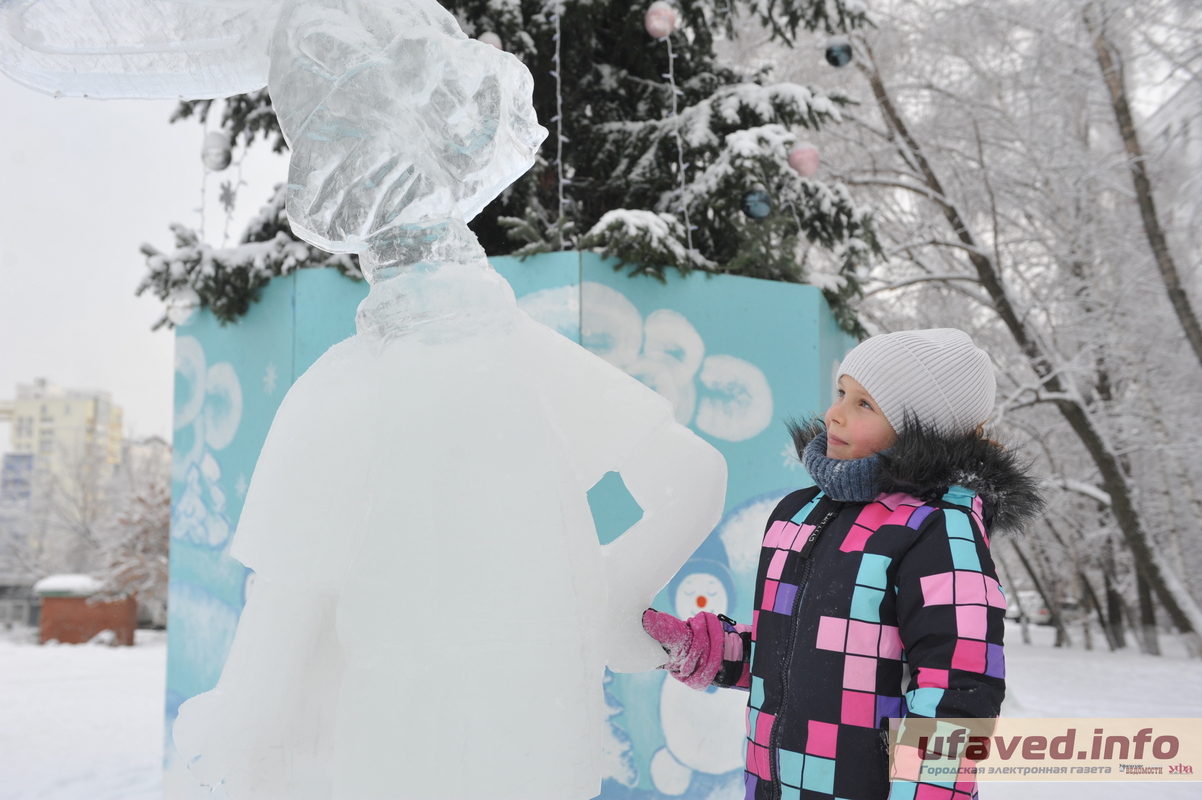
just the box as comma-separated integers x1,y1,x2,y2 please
785,415,1044,534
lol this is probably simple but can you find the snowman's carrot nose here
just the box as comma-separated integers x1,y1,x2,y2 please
697,596,708,608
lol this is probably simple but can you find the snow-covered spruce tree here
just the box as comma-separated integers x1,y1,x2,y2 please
143,0,877,333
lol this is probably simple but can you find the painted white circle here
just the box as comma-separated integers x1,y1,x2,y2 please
204,363,243,450
174,336,207,430
517,285,580,340
649,746,692,796
674,572,729,618
629,353,697,425
642,308,704,382
660,678,748,774
695,354,773,442
581,282,643,369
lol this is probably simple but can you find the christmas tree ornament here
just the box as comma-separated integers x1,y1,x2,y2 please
644,1,677,39
201,130,232,171
825,37,852,68
477,31,503,50
741,189,772,220
788,143,820,177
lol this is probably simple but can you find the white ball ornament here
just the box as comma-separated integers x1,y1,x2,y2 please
788,143,820,177
201,130,232,171
477,31,503,50
644,1,677,39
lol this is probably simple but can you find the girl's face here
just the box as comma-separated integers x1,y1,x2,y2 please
824,375,898,460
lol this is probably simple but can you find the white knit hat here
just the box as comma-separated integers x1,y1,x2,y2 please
837,328,995,435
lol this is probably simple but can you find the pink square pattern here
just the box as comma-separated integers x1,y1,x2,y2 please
816,616,904,661
846,620,879,656
915,785,956,800
956,605,988,641
876,492,916,511
763,519,788,549
806,719,839,758
854,502,893,530
815,615,848,652
843,655,877,691
778,521,798,552
951,639,987,673
921,572,955,606
762,580,779,611
787,524,815,551
917,667,949,689
984,577,1006,609
754,711,775,744
748,743,771,779
879,625,903,660
891,744,924,781
954,571,987,605
841,689,876,727
767,549,789,580
839,525,874,553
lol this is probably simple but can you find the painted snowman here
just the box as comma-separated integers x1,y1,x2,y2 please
650,537,749,796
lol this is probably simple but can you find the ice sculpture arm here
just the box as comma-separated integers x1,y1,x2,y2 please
602,422,727,672
173,577,344,794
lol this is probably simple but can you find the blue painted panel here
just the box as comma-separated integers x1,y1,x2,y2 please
166,255,854,799
294,268,366,376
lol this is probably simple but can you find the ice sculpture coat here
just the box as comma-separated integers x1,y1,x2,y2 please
714,422,1043,800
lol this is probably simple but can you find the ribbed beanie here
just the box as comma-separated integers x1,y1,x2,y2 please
838,328,995,435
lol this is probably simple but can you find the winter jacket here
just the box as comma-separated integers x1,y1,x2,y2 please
713,421,1043,800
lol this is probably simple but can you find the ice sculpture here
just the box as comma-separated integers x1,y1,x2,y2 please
0,1,728,798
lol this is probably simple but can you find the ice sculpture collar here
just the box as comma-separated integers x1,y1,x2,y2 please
354,218,519,343
800,431,884,503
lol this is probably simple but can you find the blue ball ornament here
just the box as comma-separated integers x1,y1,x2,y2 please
825,38,852,67
741,189,772,220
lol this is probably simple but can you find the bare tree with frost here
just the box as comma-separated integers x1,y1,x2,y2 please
716,0,1202,652
94,446,171,628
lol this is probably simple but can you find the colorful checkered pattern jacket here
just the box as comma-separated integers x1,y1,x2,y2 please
713,422,1043,800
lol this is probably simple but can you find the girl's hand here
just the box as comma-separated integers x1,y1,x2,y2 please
641,609,726,690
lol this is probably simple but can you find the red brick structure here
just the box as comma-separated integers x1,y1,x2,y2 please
34,575,138,646
39,595,137,645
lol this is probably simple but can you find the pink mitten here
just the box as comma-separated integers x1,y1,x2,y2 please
641,609,726,690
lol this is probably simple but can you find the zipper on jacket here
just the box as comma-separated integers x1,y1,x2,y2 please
767,500,842,800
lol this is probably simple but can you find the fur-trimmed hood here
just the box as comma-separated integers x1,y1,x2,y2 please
787,417,1045,534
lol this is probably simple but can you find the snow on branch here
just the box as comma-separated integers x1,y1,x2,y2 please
138,185,362,327
581,210,716,276
1051,477,1112,507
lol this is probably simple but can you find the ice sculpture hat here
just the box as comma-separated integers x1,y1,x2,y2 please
0,0,546,269
838,328,995,436
270,0,546,262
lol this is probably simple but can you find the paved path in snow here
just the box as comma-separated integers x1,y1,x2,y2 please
1,622,1199,799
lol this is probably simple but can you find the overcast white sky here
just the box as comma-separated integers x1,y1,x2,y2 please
0,77,287,452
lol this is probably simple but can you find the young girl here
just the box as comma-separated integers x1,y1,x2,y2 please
643,328,1043,800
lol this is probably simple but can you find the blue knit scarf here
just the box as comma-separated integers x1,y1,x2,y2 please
801,432,884,503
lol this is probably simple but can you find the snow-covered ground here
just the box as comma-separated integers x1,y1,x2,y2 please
0,627,165,800
1,621,1198,799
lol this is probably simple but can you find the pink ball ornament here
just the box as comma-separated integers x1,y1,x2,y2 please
788,143,820,177
201,130,232,171
645,1,677,39
477,31,503,50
